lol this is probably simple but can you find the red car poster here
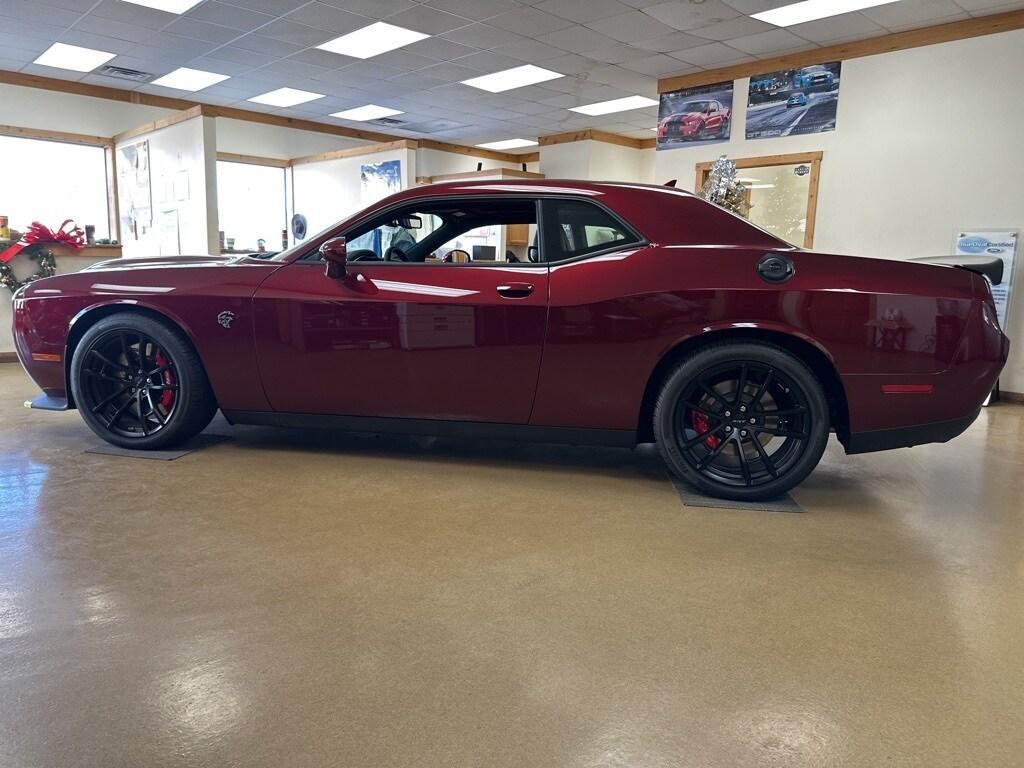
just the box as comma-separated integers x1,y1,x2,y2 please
657,81,733,150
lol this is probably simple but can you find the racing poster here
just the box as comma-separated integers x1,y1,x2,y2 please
656,81,733,150
746,61,841,140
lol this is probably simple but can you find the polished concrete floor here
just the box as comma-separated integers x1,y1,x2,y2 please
1,363,1022,767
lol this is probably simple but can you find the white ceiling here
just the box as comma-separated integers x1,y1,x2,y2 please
1,0,1022,150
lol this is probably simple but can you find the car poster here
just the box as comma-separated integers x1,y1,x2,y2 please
746,61,841,140
361,160,402,204
954,230,1017,328
657,81,733,150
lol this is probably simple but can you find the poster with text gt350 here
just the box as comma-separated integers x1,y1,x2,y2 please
746,61,841,140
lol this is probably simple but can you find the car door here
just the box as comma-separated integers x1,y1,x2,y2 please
251,197,549,424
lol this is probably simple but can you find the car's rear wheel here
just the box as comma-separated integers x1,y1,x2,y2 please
70,313,217,450
654,342,829,501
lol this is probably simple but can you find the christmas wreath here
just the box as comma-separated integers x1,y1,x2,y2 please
0,219,84,293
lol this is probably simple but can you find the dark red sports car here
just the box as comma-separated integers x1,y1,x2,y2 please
12,181,1009,500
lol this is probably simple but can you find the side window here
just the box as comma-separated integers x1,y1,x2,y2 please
343,199,540,264
542,199,639,262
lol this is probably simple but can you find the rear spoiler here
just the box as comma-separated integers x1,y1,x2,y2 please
911,254,1003,285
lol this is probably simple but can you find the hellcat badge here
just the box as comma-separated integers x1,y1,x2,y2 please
217,311,235,329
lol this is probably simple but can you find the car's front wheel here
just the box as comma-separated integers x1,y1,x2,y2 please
654,342,829,501
70,313,217,449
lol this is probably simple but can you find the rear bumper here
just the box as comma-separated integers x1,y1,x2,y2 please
845,407,980,454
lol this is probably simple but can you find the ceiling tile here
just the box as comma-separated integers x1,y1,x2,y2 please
620,52,691,76
215,0,307,14
372,48,439,71
644,0,741,31
670,41,754,67
1,0,82,26
450,49,525,72
954,0,1024,9
537,24,621,54
632,30,708,52
320,0,417,17
283,3,367,35
163,18,241,45
229,33,303,57
587,10,669,42
71,15,162,42
257,18,335,47
88,0,177,29
254,57,333,81
59,29,140,55
535,0,633,23
441,22,510,49
488,6,577,35
424,0,523,21
690,14,774,40
385,5,475,35
587,64,658,94
727,27,815,55
862,0,965,28
787,13,886,44
184,1,275,32
491,36,566,61
583,42,652,64
404,36,479,61
203,45,271,67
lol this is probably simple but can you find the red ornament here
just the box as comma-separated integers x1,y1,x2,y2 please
0,219,85,264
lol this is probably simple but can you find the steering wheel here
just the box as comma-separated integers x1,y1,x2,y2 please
384,245,408,262
347,249,380,262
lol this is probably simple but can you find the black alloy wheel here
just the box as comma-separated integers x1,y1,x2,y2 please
655,342,829,501
71,313,217,449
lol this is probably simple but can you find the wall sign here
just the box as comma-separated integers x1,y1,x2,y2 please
954,230,1017,329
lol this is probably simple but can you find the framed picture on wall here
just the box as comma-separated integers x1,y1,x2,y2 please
657,81,733,150
361,160,402,204
746,61,842,140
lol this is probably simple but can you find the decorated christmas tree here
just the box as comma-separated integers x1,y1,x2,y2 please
699,155,751,217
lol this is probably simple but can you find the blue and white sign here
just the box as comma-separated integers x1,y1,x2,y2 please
955,230,1017,328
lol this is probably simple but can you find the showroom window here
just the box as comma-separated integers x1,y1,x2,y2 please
0,135,110,240
541,199,638,261
216,160,287,253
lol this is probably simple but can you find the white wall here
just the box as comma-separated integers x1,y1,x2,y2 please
291,147,417,239
652,28,1024,391
539,140,652,182
0,83,174,136
116,114,218,257
215,118,367,161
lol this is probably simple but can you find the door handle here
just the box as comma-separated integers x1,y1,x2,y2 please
496,282,534,299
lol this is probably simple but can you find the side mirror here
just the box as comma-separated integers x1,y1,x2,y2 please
319,236,347,278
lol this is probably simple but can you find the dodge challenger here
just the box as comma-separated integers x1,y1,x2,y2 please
12,181,1009,501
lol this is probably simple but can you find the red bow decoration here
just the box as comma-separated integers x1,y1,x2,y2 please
0,219,85,264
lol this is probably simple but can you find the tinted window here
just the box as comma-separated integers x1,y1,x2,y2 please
543,199,638,262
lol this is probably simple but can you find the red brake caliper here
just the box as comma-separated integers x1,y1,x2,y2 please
691,410,721,449
154,351,175,409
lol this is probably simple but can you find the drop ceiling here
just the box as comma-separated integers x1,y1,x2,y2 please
1,0,1021,151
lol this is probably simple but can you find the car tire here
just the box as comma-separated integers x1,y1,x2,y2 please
653,342,829,501
695,121,706,139
70,312,218,450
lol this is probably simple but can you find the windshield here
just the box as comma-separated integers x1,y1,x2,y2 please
681,101,710,113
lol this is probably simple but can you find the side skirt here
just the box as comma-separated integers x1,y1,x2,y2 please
222,410,637,448
844,408,980,454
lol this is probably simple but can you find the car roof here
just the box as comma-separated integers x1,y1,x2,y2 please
391,178,699,201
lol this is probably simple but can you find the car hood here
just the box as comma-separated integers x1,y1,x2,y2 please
81,254,241,272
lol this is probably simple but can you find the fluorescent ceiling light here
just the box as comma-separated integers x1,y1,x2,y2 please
151,67,229,91
461,65,563,93
475,139,538,150
33,42,115,72
317,22,430,59
120,0,204,12
752,0,899,27
248,87,325,107
569,95,658,116
331,104,404,121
